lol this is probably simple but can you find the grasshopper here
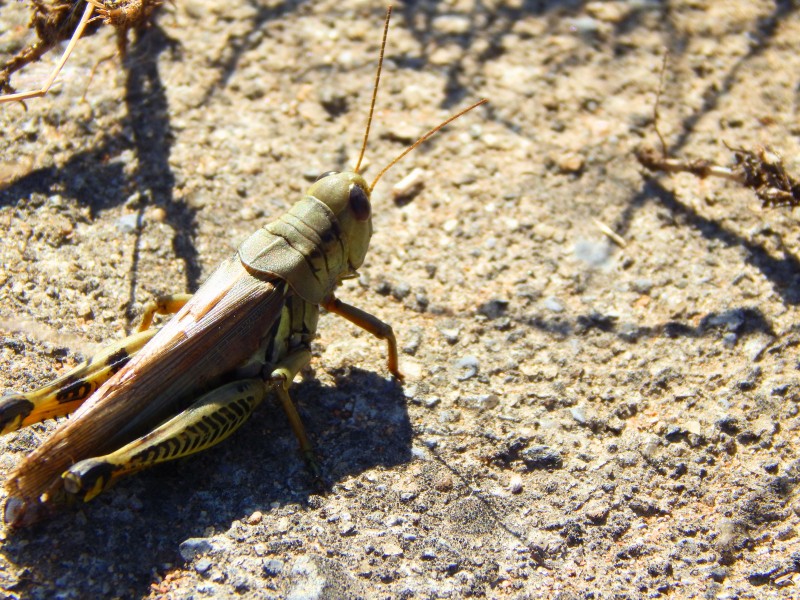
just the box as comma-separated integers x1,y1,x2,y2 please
0,7,486,527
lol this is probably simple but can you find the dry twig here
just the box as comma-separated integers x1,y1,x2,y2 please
0,0,163,104
636,53,800,209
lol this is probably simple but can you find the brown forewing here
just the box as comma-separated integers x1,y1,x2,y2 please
6,254,287,507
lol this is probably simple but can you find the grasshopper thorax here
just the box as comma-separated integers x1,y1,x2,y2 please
305,171,373,272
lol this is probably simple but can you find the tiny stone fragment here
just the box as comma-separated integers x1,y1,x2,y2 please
521,445,563,470
437,322,461,344
262,559,284,577
455,355,479,380
457,394,499,411
585,500,610,523
543,297,564,313
392,168,425,206
477,299,509,320
179,538,212,562
555,151,585,173
194,558,212,574
116,213,141,234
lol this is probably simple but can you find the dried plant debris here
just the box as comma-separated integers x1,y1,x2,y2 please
0,0,163,103
88,0,164,54
637,144,800,209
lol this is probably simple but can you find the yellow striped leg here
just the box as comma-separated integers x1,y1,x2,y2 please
62,378,269,501
0,294,192,435
0,329,157,435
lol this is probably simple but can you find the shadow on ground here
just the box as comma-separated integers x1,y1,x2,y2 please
0,369,410,597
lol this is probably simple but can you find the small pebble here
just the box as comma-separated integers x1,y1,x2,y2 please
763,461,779,474
434,475,453,492
116,213,141,234
585,501,610,523
544,297,564,313
147,206,167,223
521,445,563,470
569,16,601,34
710,567,728,583
392,282,411,300
179,538,212,562
571,406,587,424
455,355,479,380
422,397,441,409
194,558,212,574
262,559,284,577
124,191,142,208
402,327,423,355
555,151,584,173
432,14,471,35
457,395,499,412
438,326,461,344
392,168,425,205
477,299,509,320
632,278,653,294
438,409,461,423
574,239,611,267
382,543,404,557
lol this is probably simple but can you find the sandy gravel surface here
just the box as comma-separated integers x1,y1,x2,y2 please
1,0,799,598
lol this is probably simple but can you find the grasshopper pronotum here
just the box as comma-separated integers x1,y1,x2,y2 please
0,7,486,527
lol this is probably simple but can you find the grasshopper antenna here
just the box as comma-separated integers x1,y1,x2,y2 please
353,5,487,189
354,5,393,174
371,98,488,191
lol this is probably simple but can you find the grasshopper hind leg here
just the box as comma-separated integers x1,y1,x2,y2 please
0,294,192,436
63,378,269,501
0,329,156,435
62,346,319,502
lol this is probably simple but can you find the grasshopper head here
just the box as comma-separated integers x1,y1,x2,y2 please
306,171,373,271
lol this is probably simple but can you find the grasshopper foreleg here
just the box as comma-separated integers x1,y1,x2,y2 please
62,378,269,501
322,294,403,380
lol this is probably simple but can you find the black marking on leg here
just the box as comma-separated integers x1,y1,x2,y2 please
106,347,131,374
55,377,94,404
0,395,35,431
63,460,116,498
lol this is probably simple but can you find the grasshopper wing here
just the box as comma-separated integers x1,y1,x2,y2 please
5,254,288,526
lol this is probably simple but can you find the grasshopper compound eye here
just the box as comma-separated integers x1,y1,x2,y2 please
348,184,371,221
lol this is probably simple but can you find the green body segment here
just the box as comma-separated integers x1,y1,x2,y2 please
239,172,372,304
